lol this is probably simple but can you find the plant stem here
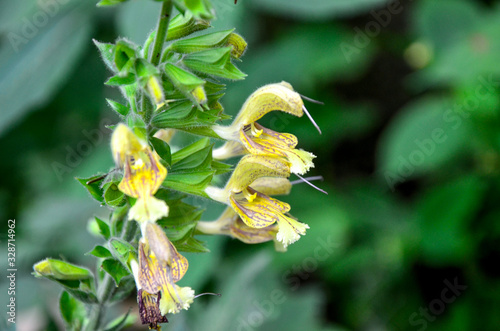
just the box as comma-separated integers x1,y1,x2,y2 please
141,0,173,125
84,218,137,331
150,0,173,66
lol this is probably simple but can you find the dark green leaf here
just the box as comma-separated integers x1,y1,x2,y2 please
59,291,86,330
150,137,172,166
76,175,105,203
104,309,135,331
95,217,111,240
106,99,130,117
86,245,112,259
101,259,131,286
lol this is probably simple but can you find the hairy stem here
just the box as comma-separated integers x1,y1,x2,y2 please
150,0,173,66
84,218,137,331
141,0,173,125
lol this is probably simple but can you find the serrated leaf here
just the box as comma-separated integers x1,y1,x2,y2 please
101,259,131,286
211,160,232,175
86,245,112,259
60,291,86,330
164,223,198,241
76,175,105,203
150,137,172,166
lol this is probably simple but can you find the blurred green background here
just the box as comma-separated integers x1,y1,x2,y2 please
2,0,500,330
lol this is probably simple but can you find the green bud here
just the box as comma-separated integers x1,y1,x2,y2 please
167,12,211,41
164,63,207,105
183,48,246,80
170,29,234,54
33,259,92,281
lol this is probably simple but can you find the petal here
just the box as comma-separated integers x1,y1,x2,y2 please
111,124,145,167
249,177,292,196
232,82,304,127
225,154,290,192
286,149,316,175
229,218,278,244
229,193,278,229
128,196,169,223
275,215,309,247
138,289,168,328
145,222,172,263
159,284,195,314
212,140,246,160
138,241,163,294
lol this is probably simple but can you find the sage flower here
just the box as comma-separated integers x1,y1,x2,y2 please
111,124,169,223
212,82,316,175
205,154,309,247
136,222,194,315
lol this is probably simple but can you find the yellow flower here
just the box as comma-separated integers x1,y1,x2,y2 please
136,222,194,315
205,155,309,247
212,82,316,175
111,124,169,223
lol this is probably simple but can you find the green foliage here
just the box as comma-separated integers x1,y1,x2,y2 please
4,0,500,331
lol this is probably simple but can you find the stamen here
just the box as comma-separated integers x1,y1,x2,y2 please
290,176,324,185
194,292,222,299
299,93,324,105
302,105,322,135
295,174,328,195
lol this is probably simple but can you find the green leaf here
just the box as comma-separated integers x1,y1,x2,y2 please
183,47,246,80
174,235,210,253
110,275,136,303
251,0,389,20
417,176,486,264
211,160,232,175
163,171,213,197
76,175,105,203
60,291,86,330
166,11,211,41
105,72,136,86
104,309,135,331
150,137,172,166
171,144,212,172
170,29,234,53
171,137,211,164
93,217,110,240
377,96,470,189
165,63,205,86
114,39,137,72
93,40,116,72
103,183,126,207
183,0,214,20
135,58,159,78
86,245,113,259
106,99,130,117
97,0,129,6
101,259,131,286
0,4,93,135
109,238,136,270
